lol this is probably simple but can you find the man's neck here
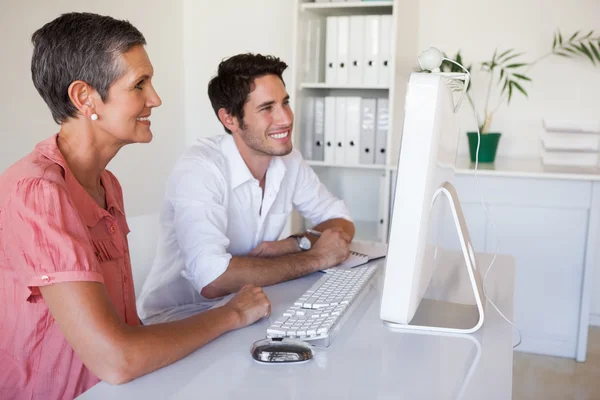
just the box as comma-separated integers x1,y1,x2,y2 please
232,135,271,184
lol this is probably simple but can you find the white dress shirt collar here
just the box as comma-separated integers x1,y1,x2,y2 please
221,135,254,190
221,134,287,197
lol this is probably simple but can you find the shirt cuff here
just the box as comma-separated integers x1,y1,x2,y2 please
181,253,232,294
26,271,105,301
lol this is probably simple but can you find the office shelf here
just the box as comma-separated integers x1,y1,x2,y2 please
306,160,388,170
301,1,393,16
301,82,389,90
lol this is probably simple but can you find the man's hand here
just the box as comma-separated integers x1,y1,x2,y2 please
309,227,351,269
248,238,298,258
222,285,271,329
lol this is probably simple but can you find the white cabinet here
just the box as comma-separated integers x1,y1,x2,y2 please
487,206,587,357
450,172,598,361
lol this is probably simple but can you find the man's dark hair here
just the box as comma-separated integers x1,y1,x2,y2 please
207,53,288,134
31,12,146,124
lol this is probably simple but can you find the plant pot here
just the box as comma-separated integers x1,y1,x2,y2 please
467,132,501,163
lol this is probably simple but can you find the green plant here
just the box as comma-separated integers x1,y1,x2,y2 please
441,29,600,133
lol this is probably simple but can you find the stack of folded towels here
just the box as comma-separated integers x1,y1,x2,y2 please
541,119,600,167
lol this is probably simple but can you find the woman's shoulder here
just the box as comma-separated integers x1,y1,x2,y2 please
0,150,68,203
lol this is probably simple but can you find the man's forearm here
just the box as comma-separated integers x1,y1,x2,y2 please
201,251,326,298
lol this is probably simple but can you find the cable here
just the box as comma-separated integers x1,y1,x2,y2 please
441,57,522,349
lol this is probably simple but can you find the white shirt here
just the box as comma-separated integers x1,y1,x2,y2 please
137,134,351,323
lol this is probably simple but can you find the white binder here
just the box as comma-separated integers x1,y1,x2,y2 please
359,98,377,164
348,16,365,85
324,96,336,164
378,174,387,241
378,15,393,87
336,16,350,85
325,17,338,84
303,19,325,83
312,18,326,83
302,19,315,82
375,98,389,165
345,97,361,165
363,15,380,86
334,97,347,164
301,96,315,160
313,97,325,161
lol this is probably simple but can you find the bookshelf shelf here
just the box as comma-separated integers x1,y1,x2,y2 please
306,161,388,170
301,1,393,15
301,83,389,90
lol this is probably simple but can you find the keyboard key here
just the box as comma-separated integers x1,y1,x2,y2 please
267,327,286,336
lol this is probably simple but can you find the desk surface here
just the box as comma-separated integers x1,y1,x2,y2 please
80,254,515,400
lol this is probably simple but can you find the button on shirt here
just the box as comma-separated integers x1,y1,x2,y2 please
137,134,351,323
0,135,139,399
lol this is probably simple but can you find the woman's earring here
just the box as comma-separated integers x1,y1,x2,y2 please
90,113,98,121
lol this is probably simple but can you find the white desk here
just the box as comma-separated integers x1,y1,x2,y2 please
453,158,598,361
80,254,515,400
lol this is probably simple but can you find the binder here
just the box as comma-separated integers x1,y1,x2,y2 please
348,16,365,85
375,98,389,165
378,174,387,241
325,17,338,84
363,15,380,86
359,98,377,164
303,19,325,82
301,96,315,160
378,15,393,86
336,16,350,85
345,97,361,165
324,97,336,164
302,19,314,82
312,18,326,83
334,97,347,164
313,97,325,161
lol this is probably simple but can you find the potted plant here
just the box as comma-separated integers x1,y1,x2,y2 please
441,30,600,163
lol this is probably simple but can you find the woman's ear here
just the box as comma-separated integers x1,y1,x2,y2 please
67,80,96,118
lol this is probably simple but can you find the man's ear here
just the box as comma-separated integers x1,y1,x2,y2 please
67,80,97,118
217,108,240,133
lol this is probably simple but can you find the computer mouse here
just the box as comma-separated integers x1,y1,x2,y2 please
250,338,314,363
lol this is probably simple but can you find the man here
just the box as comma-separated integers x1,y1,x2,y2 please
137,53,355,324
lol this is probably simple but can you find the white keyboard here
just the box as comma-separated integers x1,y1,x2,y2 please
266,265,378,347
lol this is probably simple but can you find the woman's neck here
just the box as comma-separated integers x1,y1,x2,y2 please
57,121,122,205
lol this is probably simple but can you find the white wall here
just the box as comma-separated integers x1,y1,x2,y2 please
0,0,185,217
182,0,294,146
418,0,600,158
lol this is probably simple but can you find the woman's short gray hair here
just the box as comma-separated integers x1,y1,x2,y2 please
31,12,146,124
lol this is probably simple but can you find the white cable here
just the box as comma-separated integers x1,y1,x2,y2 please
442,58,522,349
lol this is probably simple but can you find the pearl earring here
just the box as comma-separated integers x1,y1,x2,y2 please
90,113,98,121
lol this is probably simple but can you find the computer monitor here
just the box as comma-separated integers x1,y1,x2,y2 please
379,72,485,334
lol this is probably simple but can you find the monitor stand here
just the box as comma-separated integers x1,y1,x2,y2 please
384,182,485,334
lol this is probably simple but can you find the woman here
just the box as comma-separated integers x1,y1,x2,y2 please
0,12,270,400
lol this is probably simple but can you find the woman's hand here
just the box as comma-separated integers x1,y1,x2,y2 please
223,285,271,329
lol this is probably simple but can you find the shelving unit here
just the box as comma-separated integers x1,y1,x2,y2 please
289,0,418,243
